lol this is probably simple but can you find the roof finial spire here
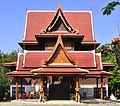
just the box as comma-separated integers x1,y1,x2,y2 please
57,1,63,11
58,1,62,8
26,8,27,13
18,48,19,53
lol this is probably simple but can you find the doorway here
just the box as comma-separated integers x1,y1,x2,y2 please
49,76,73,100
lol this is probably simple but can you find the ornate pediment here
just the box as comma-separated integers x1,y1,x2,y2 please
41,2,78,33
44,33,76,65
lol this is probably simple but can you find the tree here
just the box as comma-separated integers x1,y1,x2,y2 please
0,50,17,100
96,44,116,64
109,65,120,96
101,1,120,15
96,44,120,96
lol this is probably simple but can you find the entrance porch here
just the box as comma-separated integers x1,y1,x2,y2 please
11,72,110,102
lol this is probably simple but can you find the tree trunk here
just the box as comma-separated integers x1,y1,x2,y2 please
115,89,116,97
112,38,120,68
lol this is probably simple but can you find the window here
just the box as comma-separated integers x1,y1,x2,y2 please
94,87,106,98
12,87,25,98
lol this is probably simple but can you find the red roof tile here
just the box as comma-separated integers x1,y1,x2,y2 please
102,62,115,67
31,68,88,73
24,52,51,68
95,54,102,70
68,51,95,68
7,71,33,75
24,11,94,42
17,53,31,71
23,51,95,68
87,71,112,75
86,54,102,71
3,62,16,67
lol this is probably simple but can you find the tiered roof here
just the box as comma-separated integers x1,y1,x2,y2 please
7,2,112,77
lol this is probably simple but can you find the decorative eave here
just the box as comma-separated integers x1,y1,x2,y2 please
3,62,17,67
85,71,112,78
35,34,84,44
41,2,79,34
7,71,34,77
35,34,84,39
81,41,100,45
102,62,115,67
31,67,89,75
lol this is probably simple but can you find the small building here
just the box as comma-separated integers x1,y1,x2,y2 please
5,3,114,101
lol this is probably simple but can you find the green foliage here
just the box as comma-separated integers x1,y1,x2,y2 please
96,44,116,64
101,50,116,64
101,1,120,15
0,50,17,100
109,65,120,94
96,44,120,95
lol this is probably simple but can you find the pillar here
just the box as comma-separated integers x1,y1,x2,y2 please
101,77,103,100
96,78,99,98
21,77,23,99
40,76,44,102
75,76,80,102
16,77,18,100
49,76,52,84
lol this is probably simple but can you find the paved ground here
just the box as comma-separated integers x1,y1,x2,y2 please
0,100,120,106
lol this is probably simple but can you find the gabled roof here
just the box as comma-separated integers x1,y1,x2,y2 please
22,51,96,68
16,53,31,71
41,2,78,33
45,33,75,65
23,10,94,42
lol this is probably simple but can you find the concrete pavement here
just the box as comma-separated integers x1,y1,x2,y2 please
0,100,120,106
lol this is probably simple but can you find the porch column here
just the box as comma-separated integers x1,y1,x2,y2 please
101,76,103,100
96,78,99,98
21,77,23,99
16,77,18,100
40,76,44,102
75,76,80,102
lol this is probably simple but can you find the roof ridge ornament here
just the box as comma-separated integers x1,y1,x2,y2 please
57,2,63,12
41,2,79,34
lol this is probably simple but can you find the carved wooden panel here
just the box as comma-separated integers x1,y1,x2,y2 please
49,45,71,64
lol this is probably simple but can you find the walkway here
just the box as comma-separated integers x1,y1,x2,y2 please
0,99,120,106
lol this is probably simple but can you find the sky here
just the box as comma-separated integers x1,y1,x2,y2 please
0,0,120,53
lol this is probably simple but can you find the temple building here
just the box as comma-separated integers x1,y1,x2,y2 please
4,3,115,101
